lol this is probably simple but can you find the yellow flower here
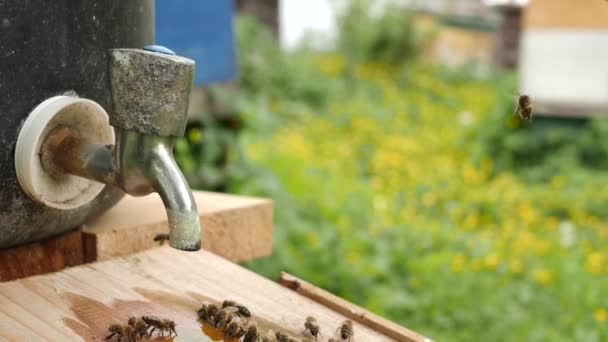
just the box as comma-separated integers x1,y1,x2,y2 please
593,308,607,322
509,259,523,274
484,253,499,270
187,127,202,143
550,175,565,189
452,253,466,273
585,251,604,276
422,192,436,207
346,250,360,265
314,53,346,76
532,268,553,286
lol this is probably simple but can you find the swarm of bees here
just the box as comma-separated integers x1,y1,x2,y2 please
196,299,354,342
105,315,177,342
106,299,356,342
198,301,248,340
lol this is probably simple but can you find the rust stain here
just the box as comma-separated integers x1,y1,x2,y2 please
62,290,211,342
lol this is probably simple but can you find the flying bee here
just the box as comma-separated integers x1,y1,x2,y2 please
243,323,260,342
222,299,251,318
141,315,177,337
303,316,321,340
224,319,246,339
105,324,135,342
337,320,353,341
153,233,170,245
127,316,148,339
516,94,533,121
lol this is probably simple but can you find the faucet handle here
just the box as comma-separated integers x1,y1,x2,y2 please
108,48,195,137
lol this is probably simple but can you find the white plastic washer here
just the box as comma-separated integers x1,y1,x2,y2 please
15,95,115,210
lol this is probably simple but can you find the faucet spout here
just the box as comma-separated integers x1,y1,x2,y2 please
147,136,201,251
42,128,202,251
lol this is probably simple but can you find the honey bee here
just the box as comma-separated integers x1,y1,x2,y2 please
222,299,251,318
198,302,221,324
215,307,237,330
275,331,301,342
337,320,353,341
153,233,170,245
105,324,135,342
243,323,259,342
304,316,321,340
127,316,148,339
516,94,533,121
224,320,246,339
141,315,177,337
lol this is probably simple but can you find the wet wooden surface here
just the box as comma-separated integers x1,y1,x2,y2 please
0,248,401,341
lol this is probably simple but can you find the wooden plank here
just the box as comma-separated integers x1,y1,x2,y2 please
82,191,273,263
0,229,83,282
0,248,412,341
524,0,608,29
279,272,429,342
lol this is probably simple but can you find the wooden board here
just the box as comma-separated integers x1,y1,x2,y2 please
279,272,427,342
83,191,273,263
0,247,414,341
524,0,608,29
0,229,83,282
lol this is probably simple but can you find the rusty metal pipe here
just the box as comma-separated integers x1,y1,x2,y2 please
41,126,116,185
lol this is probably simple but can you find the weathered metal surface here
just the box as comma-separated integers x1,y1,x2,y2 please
108,49,195,136
0,1,153,248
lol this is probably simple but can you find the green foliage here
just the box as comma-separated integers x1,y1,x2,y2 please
336,0,435,65
177,8,608,342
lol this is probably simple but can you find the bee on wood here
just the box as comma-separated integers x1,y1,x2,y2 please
105,324,135,342
337,320,354,341
215,307,237,330
275,331,301,342
304,316,321,340
243,323,259,342
153,233,170,245
224,320,246,339
127,317,148,339
198,302,221,324
222,299,251,318
141,315,177,337
197,303,210,323
516,94,533,121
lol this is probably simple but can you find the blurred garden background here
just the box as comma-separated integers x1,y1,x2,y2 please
174,1,607,341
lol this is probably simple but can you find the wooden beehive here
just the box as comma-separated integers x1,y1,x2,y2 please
520,0,608,117
0,191,429,341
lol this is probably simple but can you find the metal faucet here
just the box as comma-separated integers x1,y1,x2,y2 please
40,48,201,251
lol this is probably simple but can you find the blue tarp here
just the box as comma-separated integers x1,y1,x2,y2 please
155,0,237,86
